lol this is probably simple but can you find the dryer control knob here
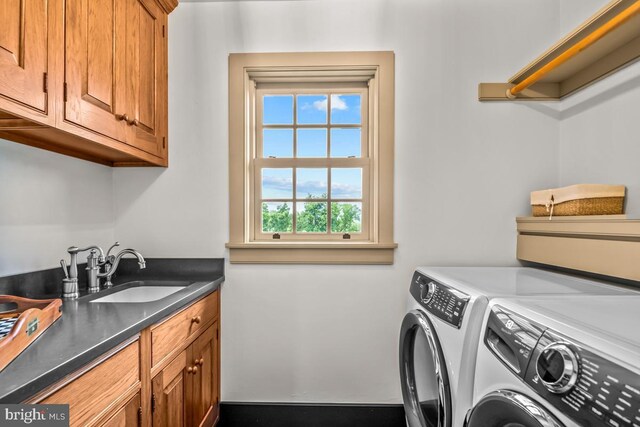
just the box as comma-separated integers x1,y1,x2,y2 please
536,343,579,394
420,281,437,304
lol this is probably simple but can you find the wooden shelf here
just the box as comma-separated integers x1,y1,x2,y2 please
516,216,640,282
480,0,640,101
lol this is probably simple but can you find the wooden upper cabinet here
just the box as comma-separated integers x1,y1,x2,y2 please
0,0,173,166
126,0,167,157
0,0,49,113
64,0,128,142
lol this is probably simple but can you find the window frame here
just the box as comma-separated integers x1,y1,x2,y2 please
227,52,397,264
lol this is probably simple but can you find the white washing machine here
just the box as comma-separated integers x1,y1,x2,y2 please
399,267,638,427
468,295,640,427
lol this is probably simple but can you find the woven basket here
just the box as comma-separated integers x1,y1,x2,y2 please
531,197,624,217
531,184,625,218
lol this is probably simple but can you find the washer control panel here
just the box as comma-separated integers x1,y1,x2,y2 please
410,271,470,329
484,305,545,376
524,329,640,427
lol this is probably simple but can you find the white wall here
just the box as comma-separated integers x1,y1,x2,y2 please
114,0,562,403
0,140,114,276
558,0,640,215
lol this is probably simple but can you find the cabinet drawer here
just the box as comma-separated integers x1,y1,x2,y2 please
151,291,218,368
41,341,140,427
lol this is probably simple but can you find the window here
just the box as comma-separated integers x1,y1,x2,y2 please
228,52,396,264
257,89,368,240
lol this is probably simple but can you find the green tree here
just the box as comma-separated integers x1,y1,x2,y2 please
262,195,362,233
262,202,292,232
297,200,327,232
331,202,361,233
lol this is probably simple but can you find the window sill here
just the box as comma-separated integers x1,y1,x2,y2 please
225,242,398,264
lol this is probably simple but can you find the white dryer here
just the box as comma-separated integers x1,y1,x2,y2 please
399,267,637,427
468,295,640,427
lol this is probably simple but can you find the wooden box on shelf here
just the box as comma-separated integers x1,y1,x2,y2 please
516,215,640,282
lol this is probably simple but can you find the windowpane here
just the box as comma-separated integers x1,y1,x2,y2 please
262,168,293,199
331,168,362,199
330,128,361,158
263,129,293,158
297,129,327,157
296,168,327,199
262,202,293,232
330,94,361,124
331,202,362,233
296,201,327,233
297,95,328,124
263,95,293,125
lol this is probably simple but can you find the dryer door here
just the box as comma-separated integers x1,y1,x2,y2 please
399,310,452,427
464,391,564,427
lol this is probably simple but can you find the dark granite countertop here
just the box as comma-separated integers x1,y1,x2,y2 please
0,258,224,403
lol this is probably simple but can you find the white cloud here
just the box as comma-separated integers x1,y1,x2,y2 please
262,175,292,198
296,179,328,198
312,95,348,112
312,99,327,111
263,175,360,199
330,94,348,110
329,182,361,198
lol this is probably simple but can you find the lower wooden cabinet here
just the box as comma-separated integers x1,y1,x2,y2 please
152,350,188,427
31,290,220,427
188,323,219,426
101,393,142,427
152,321,220,427
39,340,141,427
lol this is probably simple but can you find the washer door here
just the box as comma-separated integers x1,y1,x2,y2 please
464,391,564,427
399,310,452,427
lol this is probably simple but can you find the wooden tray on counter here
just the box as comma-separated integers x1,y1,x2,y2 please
0,296,62,372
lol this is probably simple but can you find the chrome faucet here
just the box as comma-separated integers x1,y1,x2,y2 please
63,245,106,297
62,243,146,298
99,248,146,289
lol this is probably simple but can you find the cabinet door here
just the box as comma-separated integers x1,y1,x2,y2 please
64,0,127,142
189,323,219,426
126,0,167,157
0,0,48,112
100,392,141,427
152,350,188,427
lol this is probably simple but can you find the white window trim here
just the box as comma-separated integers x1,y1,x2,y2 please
227,52,397,264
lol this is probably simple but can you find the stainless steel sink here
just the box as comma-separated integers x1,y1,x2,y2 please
90,281,190,303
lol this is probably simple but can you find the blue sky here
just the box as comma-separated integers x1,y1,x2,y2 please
262,168,362,200
262,94,361,159
263,94,361,125
262,94,362,201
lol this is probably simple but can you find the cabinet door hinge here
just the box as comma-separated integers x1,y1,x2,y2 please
43,72,48,94
162,25,165,38
151,393,157,412
162,136,166,149
63,82,68,102
216,328,219,340
137,407,142,426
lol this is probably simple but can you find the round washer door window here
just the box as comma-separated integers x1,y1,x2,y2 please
399,310,452,427
465,391,564,427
